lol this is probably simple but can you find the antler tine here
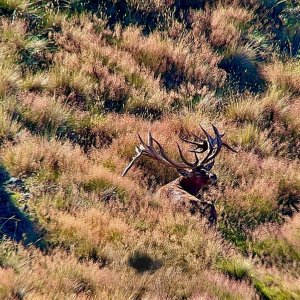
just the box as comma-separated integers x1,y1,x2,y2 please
146,136,173,165
191,132,209,146
180,136,203,146
200,125,223,165
176,143,197,168
223,142,238,153
180,129,207,146
207,124,223,160
185,144,207,154
122,125,237,177
151,137,190,169
121,146,143,176
122,133,174,176
193,151,199,166
148,131,153,147
199,125,214,165
180,136,207,152
138,133,147,148
200,125,214,144
200,125,237,166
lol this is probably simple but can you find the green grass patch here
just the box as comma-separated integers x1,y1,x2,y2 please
0,238,21,271
46,227,108,265
216,257,251,281
168,223,188,237
125,72,145,89
251,238,300,268
253,274,299,300
82,178,128,203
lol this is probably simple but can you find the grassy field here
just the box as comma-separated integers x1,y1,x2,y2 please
0,0,300,299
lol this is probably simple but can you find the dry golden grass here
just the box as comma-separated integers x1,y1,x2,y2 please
16,92,73,134
264,60,300,94
0,19,27,51
121,26,226,92
0,267,16,299
0,106,21,142
1,133,87,178
0,1,300,299
0,51,21,98
210,5,251,47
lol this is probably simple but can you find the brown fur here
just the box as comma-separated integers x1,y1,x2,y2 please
157,176,217,225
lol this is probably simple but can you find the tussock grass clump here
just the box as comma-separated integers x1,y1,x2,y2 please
277,177,300,217
0,51,21,98
81,169,132,204
1,134,87,180
217,153,300,250
14,92,73,136
0,267,17,299
252,236,300,269
21,71,48,91
216,257,252,281
0,107,21,143
264,60,300,95
0,238,22,271
45,209,127,258
0,18,49,73
46,57,96,102
0,0,29,16
210,5,251,48
253,276,300,300
121,26,226,92
226,86,299,157
0,19,27,51
228,123,273,156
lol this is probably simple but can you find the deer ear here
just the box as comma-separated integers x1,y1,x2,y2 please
205,160,215,171
177,169,191,177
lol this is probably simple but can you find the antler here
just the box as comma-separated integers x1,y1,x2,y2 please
180,133,208,154
121,132,194,176
181,125,237,168
122,125,237,176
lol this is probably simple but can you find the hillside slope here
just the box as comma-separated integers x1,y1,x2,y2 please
0,0,300,299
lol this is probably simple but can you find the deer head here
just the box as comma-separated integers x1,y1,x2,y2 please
122,124,237,196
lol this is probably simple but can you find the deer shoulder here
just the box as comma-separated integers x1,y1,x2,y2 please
156,177,218,225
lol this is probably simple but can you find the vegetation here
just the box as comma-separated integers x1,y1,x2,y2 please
0,0,299,299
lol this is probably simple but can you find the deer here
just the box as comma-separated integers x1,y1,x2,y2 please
122,124,237,225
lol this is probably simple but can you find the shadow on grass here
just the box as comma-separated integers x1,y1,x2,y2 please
0,165,44,248
128,251,163,273
218,52,266,94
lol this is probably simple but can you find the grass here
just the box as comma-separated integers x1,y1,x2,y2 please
216,257,251,281
0,106,21,143
0,0,299,299
264,60,300,94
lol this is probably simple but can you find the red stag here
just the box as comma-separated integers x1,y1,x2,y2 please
122,125,237,224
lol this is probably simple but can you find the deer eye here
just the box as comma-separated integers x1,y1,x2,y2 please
209,173,217,181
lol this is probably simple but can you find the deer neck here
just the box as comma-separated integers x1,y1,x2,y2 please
178,175,210,197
